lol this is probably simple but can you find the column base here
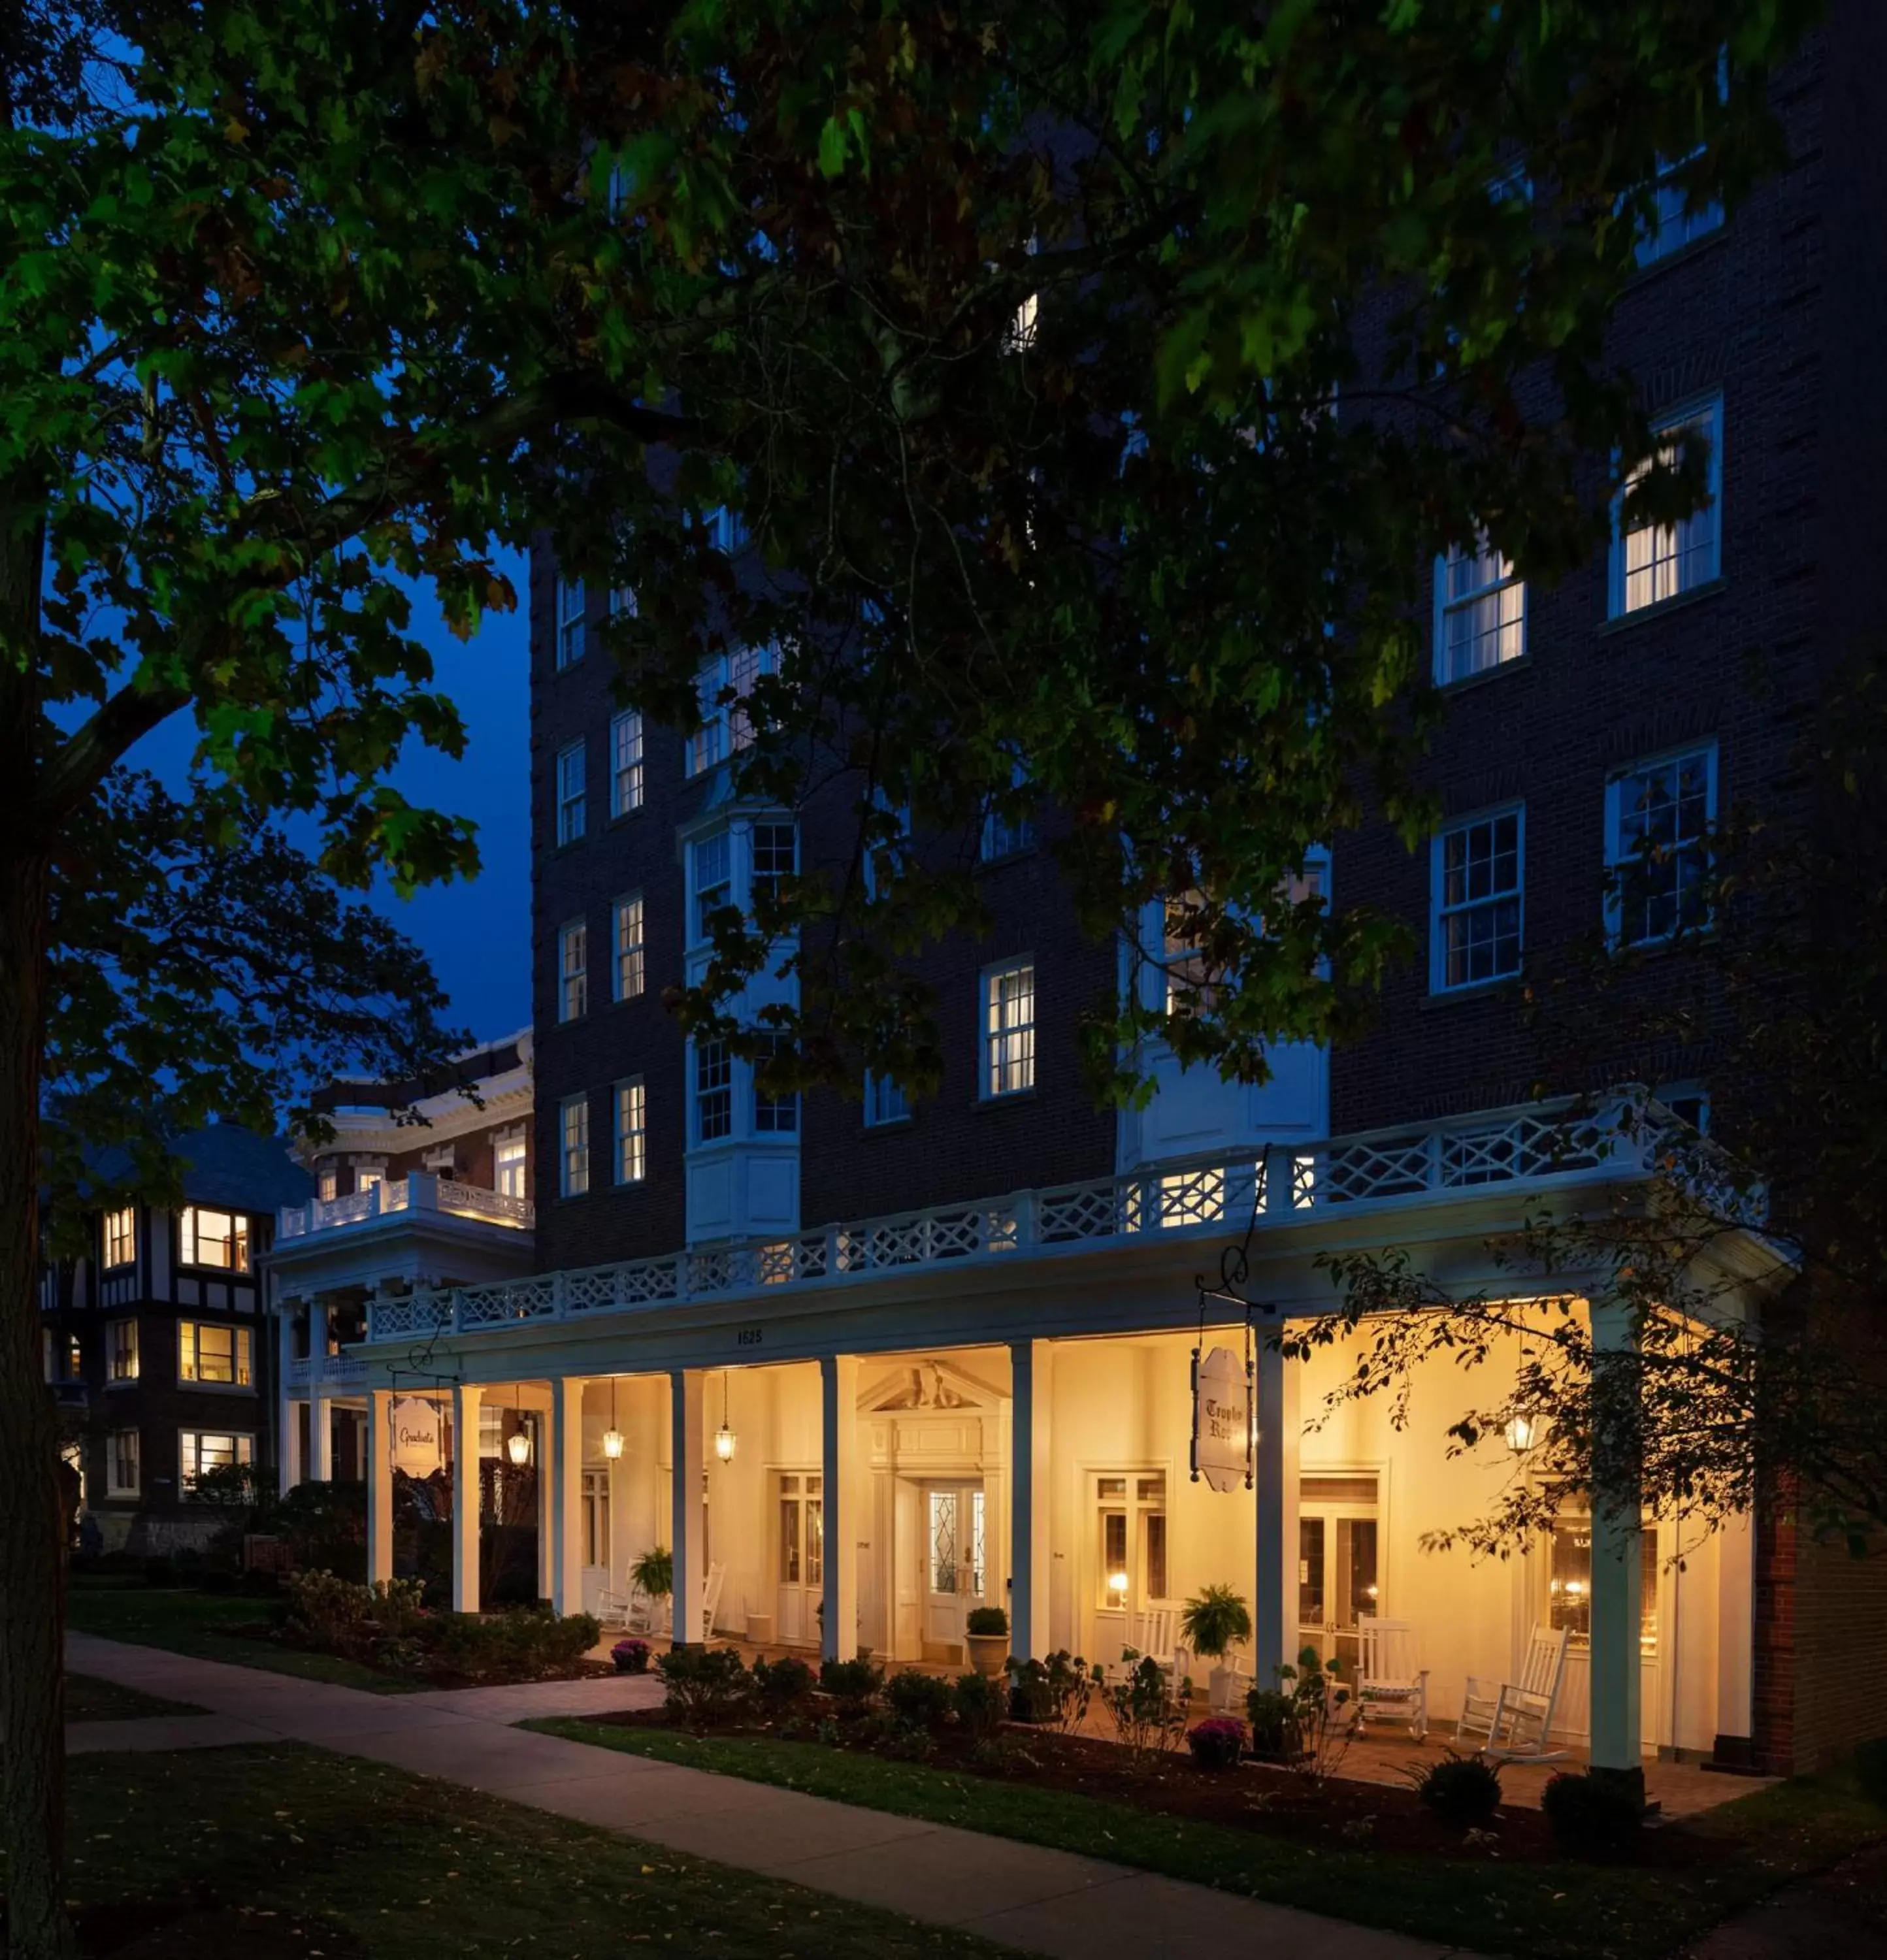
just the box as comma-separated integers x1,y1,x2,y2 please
1586,1762,1647,1808
1703,1733,1765,1776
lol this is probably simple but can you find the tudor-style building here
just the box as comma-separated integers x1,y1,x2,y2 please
43,1126,310,1554
306,9,1879,1784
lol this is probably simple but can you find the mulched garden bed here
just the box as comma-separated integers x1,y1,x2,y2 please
587,1701,1705,1867
215,1616,615,1691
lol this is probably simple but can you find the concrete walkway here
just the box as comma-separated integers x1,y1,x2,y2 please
68,1631,1470,1960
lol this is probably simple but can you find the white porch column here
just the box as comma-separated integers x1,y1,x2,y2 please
365,1390,394,1585
1714,1510,1756,1761
276,1305,301,1497
549,1377,587,1618
451,1382,483,1614
1588,1302,1644,1786
669,1370,706,1646
821,1354,860,1663
1009,1340,1054,1661
1253,1331,1301,1684
306,1299,333,1482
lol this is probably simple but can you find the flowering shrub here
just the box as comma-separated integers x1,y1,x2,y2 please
1187,1716,1247,1771
611,1638,651,1674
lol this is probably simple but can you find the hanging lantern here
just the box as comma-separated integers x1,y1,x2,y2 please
714,1371,736,1462
1504,1414,1537,1454
506,1425,532,1467
603,1377,624,1459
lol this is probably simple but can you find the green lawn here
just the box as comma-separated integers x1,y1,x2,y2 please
65,1673,204,1722
526,1718,1887,1960
52,1742,1001,1959
67,1576,419,1694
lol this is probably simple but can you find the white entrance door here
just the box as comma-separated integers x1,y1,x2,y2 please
580,1466,612,1617
921,1483,985,1661
776,1471,824,1646
1298,1473,1380,1673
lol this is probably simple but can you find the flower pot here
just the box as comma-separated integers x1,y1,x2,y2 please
965,1632,1009,1680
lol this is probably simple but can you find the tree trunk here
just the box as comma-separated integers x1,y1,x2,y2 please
0,843,73,1959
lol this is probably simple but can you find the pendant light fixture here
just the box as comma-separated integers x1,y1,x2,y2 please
505,1384,532,1466
603,1375,625,1460
714,1369,737,1463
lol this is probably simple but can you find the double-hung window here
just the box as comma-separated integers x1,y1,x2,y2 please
691,833,732,943
555,577,586,669
1607,744,1717,946
1433,808,1524,991
1613,397,1723,617
103,1205,135,1269
752,1034,798,1135
108,1428,140,1497
108,1318,139,1382
1634,57,1728,269
179,1429,253,1494
1162,892,1221,1017
983,962,1037,1098
695,1040,733,1143
555,740,587,846
559,1094,590,1197
614,1079,647,1184
864,1073,910,1127
494,1132,527,1200
557,919,588,1022
750,822,796,920
1434,540,1526,683
610,710,644,817
687,645,777,776
179,1322,252,1387
179,1207,248,1271
612,894,646,1001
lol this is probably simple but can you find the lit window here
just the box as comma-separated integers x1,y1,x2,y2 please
1633,59,1728,270
614,1079,647,1184
1433,809,1523,991
178,1322,253,1387
103,1205,135,1269
696,1040,733,1143
1004,288,1040,352
108,1429,140,1497
751,822,796,919
179,1207,249,1272
559,1094,590,1198
1607,745,1717,946
612,894,646,1002
983,962,1037,1097
557,919,588,1022
691,832,732,943
1434,540,1525,683
1162,892,1222,1017
316,1169,337,1203
864,1073,910,1127
356,1168,384,1196
178,1429,254,1495
1612,397,1723,617
555,740,587,847
610,710,645,817
752,1034,798,1135
687,645,777,777
495,1132,527,1200
108,1319,139,1382
556,577,586,670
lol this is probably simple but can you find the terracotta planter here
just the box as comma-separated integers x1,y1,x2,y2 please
965,1632,1009,1679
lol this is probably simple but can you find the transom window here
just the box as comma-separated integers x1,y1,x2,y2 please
559,1094,590,1198
103,1205,135,1269
983,962,1037,1098
555,741,586,847
692,833,732,943
1433,809,1523,991
1608,744,1717,946
610,710,645,817
179,1207,249,1272
864,1072,910,1128
612,894,646,1002
1613,397,1723,617
614,1079,647,1184
695,1040,733,1143
178,1321,252,1387
179,1429,254,1494
555,577,586,670
1434,540,1525,683
494,1132,527,1200
557,919,588,1022
752,1034,798,1135
108,1318,139,1382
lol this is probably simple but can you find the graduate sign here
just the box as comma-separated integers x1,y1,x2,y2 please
389,1396,445,1477
1190,1345,1253,1492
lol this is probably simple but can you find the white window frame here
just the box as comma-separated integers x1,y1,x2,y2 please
980,758,1037,862
316,1168,338,1202
103,1205,135,1269
695,1039,734,1144
614,1078,648,1184
559,1094,590,1198
178,1206,250,1273
864,1072,910,1128
556,576,586,670
108,1318,139,1384
610,709,645,817
689,831,733,947
1633,56,1728,269
557,919,588,1022
555,740,587,847
178,1429,254,1496
687,645,777,777
612,894,646,1002
107,1428,140,1497
1605,742,1719,948
178,1320,254,1388
1431,805,1525,994
749,820,798,923
494,1131,527,1200
1611,395,1724,618
982,960,1037,1099
1433,540,1526,683
751,1034,798,1136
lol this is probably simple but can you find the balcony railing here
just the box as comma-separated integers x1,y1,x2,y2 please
278,1171,534,1242
362,1095,1696,1348
284,1354,370,1391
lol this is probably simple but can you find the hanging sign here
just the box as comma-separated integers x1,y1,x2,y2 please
1190,1345,1251,1493
390,1396,445,1476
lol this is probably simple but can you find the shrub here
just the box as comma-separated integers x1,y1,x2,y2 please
657,1645,751,1725
1179,1585,1252,1663
1244,1687,1301,1763
1100,1655,1190,1763
953,1670,1007,1740
819,1656,884,1715
964,1605,1008,1637
1187,1716,1247,1771
1276,1646,1352,1786
968,1735,1040,1776
885,1670,955,1731
436,1606,599,1683
1540,1771,1644,1855
283,1571,427,1656
1408,1750,1503,1829
1006,1650,1093,1731
751,1655,815,1713
611,1638,651,1674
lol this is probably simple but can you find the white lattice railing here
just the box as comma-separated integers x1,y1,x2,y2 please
278,1172,534,1241
361,1096,1679,1348
284,1354,370,1390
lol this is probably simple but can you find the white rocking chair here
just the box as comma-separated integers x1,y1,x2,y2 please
1115,1601,1184,1686
1458,1623,1570,1762
595,1579,657,1635
700,1560,728,1641
1354,1618,1430,1742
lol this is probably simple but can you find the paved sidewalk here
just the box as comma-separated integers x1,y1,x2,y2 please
69,1631,1469,1960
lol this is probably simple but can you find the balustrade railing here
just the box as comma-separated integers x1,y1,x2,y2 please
277,1172,534,1241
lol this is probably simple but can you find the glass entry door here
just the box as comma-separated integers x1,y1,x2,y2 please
1297,1473,1380,1672
776,1471,824,1646
921,1483,986,1659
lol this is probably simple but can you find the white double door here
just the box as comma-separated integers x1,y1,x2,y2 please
920,1482,987,1658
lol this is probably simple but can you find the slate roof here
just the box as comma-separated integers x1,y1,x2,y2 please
84,1124,313,1213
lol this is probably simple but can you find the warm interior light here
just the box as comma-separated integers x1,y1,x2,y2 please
602,1429,625,1460
1108,1570,1129,1597
714,1422,737,1463
1504,1414,1537,1454
506,1428,531,1467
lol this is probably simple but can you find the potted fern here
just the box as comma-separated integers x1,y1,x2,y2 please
1180,1584,1253,1714
631,1545,674,1631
